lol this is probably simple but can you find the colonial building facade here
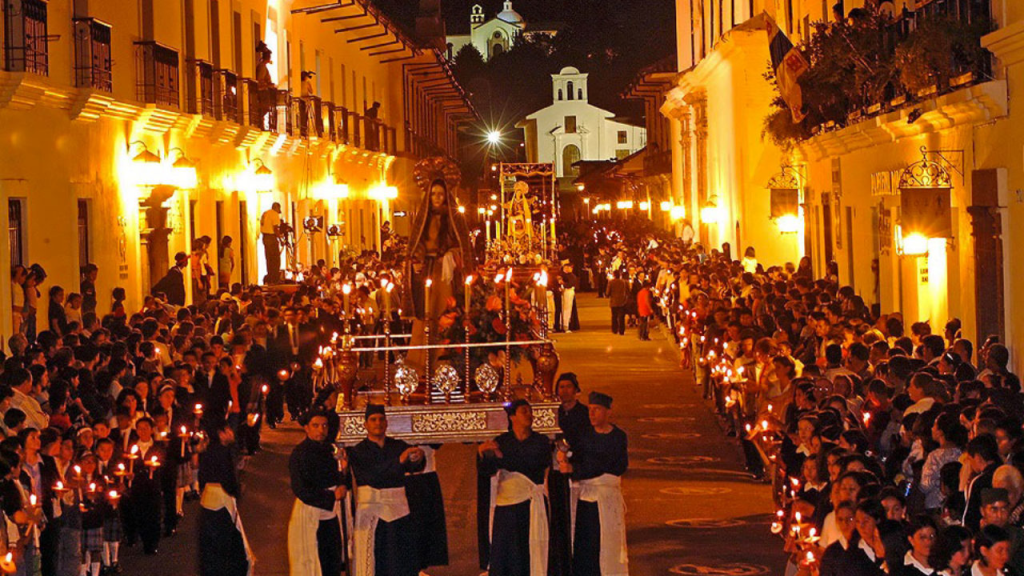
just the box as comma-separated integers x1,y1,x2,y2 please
0,0,474,341
662,0,1024,369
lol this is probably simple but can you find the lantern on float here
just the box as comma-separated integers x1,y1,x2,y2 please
896,147,952,257
767,166,802,234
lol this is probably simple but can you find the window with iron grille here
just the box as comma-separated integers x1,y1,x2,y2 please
214,69,239,122
4,0,49,75
8,198,26,268
136,41,180,107
187,60,214,115
73,18,111,92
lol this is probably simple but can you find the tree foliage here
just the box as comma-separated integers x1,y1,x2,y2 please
763,11,992,147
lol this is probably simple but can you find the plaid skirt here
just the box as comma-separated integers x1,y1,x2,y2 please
82,527,103,554
103,515,123,542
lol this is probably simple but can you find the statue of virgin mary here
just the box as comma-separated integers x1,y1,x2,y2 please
404,157,475,321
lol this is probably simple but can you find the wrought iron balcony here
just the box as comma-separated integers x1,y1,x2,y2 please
135,41,180,108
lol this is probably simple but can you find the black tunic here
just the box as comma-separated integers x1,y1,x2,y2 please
348,437,424,576
571,426,629,576
481,430,552,576
289,438,344,512
290,438,346,576
550,402,591,576
198,441,248,576
405,447,448,570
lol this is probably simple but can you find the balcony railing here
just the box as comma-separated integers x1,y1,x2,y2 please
297,95,323,139
135,41,180,108
73,18,112,92
213,69,239,123
4,0,49,75
186,59,214,116
240,78,260,128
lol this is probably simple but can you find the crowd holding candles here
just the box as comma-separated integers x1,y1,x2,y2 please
570,214,1024,575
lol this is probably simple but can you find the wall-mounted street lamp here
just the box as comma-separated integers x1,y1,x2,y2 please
700,196,723,224
767,165,803,234
896,146,955,257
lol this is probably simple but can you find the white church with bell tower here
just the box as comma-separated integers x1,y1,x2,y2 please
518,67,647,179
446,1,559,62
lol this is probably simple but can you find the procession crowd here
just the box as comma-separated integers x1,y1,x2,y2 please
572,218,1022,576
1,242,434,576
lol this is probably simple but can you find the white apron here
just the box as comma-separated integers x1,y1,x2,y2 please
353,486,410,576
489,470,549,576
571,474,629,576
287,496,343,576
201,483,255,576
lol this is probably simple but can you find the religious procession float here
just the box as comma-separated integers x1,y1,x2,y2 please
321,158,565,444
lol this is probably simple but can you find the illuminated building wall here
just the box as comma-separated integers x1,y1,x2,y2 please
665,0,1024,370
0,0,473,340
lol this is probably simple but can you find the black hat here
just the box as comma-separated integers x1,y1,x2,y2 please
557,372,580,392
364,403,386,419
505,399,530,416
589,391,613,409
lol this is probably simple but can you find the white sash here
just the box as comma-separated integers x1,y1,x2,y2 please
489,470,549,576
287,497,342,576
201,483,255,576
353,486,410,576
571,474,629,576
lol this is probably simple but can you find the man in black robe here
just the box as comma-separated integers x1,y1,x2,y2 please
347,404,424,576
550,373,591,576
198,420,250,576
558,391,629,576
479,399,552,576
287,409,347,576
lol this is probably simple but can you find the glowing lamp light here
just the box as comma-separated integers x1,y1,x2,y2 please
776,214,801,234
670,205,686,222
458,205,466,214
660,201,672,212
487,131,501,144
369,185,399,201
700,200,723,224
128,141,167,187
901,232,929,256
639,201,650,211
477,207,486,215
241,158,274,193
616,200,633,210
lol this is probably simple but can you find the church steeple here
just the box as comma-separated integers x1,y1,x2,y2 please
470,4,484,25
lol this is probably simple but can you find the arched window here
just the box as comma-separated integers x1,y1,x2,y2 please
567,81,574,100
557,89,563,101
578,89,583,100
562,144,581,177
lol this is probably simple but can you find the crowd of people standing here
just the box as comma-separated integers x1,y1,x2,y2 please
564,216,1022,576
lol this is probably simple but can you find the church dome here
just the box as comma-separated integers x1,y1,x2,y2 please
496,1,524,24
559,66,581,75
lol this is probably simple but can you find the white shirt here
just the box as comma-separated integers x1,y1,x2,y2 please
10,388,48,431
260,209,281,235
972,562,1004,576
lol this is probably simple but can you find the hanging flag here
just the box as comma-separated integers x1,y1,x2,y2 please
765,15,809,123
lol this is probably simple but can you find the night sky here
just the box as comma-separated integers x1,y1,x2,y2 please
374,0,677,117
